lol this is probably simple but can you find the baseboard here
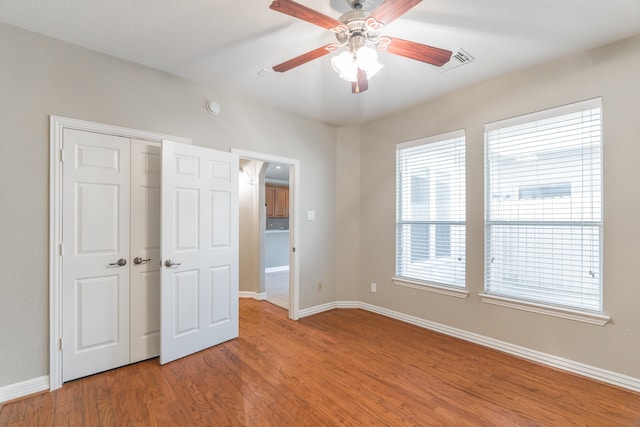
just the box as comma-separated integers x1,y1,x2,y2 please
299,302,337,317
298,301,362,318
300,300,640,393
239,291,266,300
0,375,49,403
265,266,289,273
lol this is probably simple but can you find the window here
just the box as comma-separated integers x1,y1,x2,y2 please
396,130,466,289
484,98,602,313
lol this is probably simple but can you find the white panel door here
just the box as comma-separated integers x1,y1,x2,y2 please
160,140,239,364
62,129,131,382
130,139,161,362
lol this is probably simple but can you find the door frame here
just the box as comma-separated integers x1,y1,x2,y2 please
231,148,300,321
49,116,191,391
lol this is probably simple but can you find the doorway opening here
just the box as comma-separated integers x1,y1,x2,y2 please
264,162,290,309
234,149,300,320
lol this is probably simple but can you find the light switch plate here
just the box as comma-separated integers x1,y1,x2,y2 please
307,210,315,220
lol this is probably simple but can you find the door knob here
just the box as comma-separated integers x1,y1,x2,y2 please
164,259,181,267
108,258,127,267
133,257,151,265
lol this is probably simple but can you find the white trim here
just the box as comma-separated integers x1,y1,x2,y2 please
0,376,49,403
231,148,301,321
239,291,266,300
299,302,338,318
479,293,611,326
298,301,360,318
335,301,361,309
484,97,602,131
49,116,193,391
393,277,469,299
49,116,192,144
396,128,465,150
49,117,64,392
265,266,289,273
298,300,639,393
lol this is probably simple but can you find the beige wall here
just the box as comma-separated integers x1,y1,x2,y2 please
336,126,361,302
239,159,264,294
359,34,640,378
0,23,338,387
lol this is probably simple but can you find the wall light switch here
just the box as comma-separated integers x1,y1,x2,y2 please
307,210,315,220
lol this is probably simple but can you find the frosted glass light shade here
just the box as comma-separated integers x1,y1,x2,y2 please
331,51,358,82
331,46,383,82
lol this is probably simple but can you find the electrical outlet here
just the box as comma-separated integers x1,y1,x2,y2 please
371,282,377,292
317,282,323,291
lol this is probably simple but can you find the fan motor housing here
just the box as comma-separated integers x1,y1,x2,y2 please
335,10,381,45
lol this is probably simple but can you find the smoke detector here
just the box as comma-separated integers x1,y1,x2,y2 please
206,101,221,115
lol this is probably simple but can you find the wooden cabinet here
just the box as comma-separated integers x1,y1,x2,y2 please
274,187,288,217
266,185,288,218
266,186,275,217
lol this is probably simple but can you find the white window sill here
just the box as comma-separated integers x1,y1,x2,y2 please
393,277,469,299
479,293,611,326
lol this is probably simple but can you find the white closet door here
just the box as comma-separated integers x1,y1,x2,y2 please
160,140,239,364
61,129,131,382
130,139,161,362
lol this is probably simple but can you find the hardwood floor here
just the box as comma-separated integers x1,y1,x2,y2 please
2,299,640,426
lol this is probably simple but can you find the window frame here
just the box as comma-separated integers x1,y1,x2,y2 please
481,98,610,325
394,129,468,298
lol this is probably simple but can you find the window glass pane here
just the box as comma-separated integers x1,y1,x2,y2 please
410,223,430,262
396,131,466,288
484,99,602,312
435,224,451,258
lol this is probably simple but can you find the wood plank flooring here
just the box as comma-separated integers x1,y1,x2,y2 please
2,299,640,426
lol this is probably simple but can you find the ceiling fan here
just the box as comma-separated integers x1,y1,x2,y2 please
269,0,452,93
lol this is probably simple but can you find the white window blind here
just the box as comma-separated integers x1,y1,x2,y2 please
396,130,466,288
484,98,602,312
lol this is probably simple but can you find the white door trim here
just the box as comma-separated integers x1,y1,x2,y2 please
231,148,300,321
49,115,191,391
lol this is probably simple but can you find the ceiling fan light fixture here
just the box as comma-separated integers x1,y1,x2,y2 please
356,46,383,76
331,51,357,81
269,0,452,93
331,46,383,82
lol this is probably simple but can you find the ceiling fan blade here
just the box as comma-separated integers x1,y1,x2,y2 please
270,0,343,29
382,37,452,66
369,0,423,26
273,44,335,72
351,68,369,94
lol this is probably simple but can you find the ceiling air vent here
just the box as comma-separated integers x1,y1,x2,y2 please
440,48,474,72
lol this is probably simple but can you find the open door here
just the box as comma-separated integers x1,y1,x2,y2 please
160,140,239,364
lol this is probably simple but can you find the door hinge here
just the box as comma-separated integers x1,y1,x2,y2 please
59,148,64,163
292,247,296,253
59,243,64,256
59,338,63,351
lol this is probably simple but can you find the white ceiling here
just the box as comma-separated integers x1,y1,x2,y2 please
265,162,290,182
2,0,639,125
